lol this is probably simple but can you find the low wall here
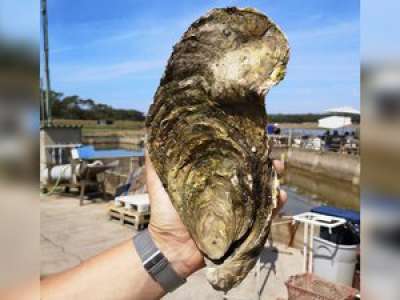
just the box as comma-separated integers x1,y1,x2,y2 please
279,148,360,184
82,132,144,149
83,131,359,186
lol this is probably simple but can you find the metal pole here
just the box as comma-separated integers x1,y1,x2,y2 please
303,222,308,273
309,224,314,273
40,78,45,122
41,0,52,126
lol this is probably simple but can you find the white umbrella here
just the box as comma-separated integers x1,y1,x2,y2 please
325,106,360,115
318,116,352,129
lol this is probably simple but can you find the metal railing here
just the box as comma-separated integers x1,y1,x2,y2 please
270,134,360,155
45,144,81,165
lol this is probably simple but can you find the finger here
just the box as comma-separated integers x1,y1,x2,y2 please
145,151,161,183
145,152,173,206
272,159,285,175
278,189,288,208
272,189,288,218
145,152,163,204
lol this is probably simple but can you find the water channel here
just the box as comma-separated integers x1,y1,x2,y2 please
94,143,360,214
282,166,360,215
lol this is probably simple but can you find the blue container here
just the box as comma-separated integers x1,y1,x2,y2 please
267,124,276,134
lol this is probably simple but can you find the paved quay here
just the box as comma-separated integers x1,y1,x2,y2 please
41,195,302,299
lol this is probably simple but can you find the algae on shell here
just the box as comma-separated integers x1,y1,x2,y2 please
146,7,289,291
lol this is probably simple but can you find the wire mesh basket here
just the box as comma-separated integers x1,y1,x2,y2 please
285,273,358,300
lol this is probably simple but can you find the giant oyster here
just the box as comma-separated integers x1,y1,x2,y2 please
146,7,289,291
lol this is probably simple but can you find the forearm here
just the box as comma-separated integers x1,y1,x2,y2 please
0,279,40,300
41,231,202,300
41,239,164,300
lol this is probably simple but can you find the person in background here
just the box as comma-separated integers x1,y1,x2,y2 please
323,130,331,151
329,130,341,152
322,130,330,141
273,126,281,135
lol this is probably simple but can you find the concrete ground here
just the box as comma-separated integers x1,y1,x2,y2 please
40,194,132,276
41,195,303,300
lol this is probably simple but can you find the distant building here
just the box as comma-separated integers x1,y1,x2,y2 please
97,120,114,125
40,124,82,166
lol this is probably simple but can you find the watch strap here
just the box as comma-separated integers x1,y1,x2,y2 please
133,229,186,292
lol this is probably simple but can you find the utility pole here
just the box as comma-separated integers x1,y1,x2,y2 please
40,78,45,121
41,0,52,126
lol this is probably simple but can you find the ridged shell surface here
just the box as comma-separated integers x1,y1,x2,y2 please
146,7,289,291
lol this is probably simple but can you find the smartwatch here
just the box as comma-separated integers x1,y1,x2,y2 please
133,229,186,292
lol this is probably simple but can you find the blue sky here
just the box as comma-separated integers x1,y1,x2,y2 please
40,0,360,114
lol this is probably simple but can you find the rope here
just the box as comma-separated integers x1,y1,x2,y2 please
271,219,294,227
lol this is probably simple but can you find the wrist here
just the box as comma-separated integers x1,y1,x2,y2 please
148,226,204,278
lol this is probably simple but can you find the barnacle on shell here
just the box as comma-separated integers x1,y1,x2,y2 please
146,7,289,291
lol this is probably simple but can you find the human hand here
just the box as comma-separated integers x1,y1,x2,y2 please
271,159,288,218
146,153,204,278
146,153,287,278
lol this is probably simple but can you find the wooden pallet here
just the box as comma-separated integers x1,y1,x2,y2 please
108,205,150,230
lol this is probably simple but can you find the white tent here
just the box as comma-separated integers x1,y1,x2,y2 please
325,106,360,115
318,116,352,129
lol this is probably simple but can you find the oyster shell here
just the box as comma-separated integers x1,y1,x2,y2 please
146,7,289,291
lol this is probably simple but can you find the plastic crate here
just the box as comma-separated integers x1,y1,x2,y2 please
285,273,357,300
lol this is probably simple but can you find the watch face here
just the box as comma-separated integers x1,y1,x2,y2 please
143,250,165,271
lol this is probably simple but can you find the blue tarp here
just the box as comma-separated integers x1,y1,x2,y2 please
311,205,360,224
77,145,144,160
